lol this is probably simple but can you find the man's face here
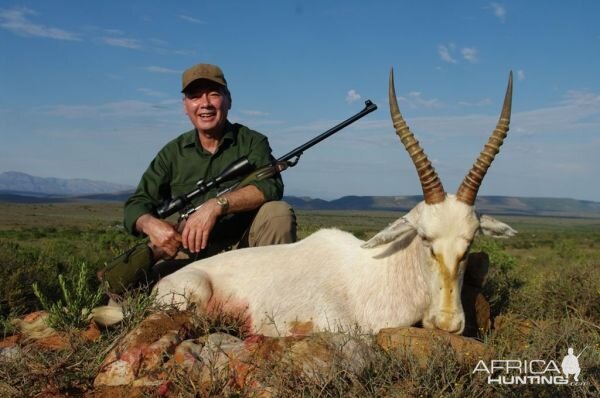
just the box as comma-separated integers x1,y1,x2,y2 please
183,81,231,135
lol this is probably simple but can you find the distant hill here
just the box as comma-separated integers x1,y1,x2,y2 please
0,171,133,196
1,172,598,218
284,195,600,218
1,191,599,219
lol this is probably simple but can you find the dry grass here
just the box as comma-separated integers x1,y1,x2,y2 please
0,203,599,396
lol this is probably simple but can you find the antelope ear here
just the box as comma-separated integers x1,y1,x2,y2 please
478,214,517,238
362,218,417,248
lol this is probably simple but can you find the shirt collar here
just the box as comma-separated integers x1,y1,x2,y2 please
182,121,236,151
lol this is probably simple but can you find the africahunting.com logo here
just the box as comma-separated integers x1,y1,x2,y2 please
473,346,590,385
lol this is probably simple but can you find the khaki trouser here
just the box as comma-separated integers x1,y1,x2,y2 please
236,200,297,248
152,201,296,278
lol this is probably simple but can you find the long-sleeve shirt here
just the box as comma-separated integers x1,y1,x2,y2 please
123,121,283,236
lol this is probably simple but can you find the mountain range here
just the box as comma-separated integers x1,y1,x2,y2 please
0,171,133,196
1,172,599,218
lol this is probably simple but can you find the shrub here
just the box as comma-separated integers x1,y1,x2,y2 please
32,263,105,331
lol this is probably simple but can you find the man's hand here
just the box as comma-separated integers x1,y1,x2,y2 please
136,214,182,257
181,199,222,253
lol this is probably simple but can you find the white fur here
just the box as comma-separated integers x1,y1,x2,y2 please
145,195,515,336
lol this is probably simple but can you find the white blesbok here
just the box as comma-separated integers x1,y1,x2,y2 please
94,70,516,336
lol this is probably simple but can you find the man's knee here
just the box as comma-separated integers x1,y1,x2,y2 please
249,201,297,246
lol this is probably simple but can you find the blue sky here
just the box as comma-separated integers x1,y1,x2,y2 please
1,1,599,201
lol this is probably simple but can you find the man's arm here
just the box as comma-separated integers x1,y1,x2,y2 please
124,148,184,256
135,214,182,257
124,149,172,235
181,185,265,253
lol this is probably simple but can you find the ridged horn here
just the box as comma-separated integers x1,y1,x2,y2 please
456,71,513,205
389,68,446,204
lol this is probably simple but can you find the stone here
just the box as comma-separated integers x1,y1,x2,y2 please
376,326,493,368
94,359,136,386
95,311,194,389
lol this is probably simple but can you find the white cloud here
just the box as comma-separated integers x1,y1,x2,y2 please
178,15,204,24
490,2,507,23
346,89,361,104
461,47,478,63
517,70,526,80
438,44,457,64
144,66,180,74
0,7,80,41
41,99,180,119
100,36,142,49
561,90,600,107
400,91,442,109
327,88,600,141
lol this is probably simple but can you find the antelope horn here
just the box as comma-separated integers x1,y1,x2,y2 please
389,68,445,204
456,72,513,205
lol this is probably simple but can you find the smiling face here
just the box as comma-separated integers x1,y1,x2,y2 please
183,80,231,136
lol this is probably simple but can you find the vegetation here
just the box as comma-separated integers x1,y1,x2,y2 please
32,262,105,331
0,203,599,396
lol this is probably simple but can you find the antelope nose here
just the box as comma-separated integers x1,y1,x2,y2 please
432,314,464,335
445,320,464,335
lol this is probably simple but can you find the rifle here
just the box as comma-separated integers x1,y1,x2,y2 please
158,99,378,220
99,100,378,293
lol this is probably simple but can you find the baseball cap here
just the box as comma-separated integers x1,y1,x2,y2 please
181,63,227,93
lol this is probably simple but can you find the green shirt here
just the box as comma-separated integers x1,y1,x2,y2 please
124,121,283,235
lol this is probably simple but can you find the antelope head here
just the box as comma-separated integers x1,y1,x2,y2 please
363,70,517,334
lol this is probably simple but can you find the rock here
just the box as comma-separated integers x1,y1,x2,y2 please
0,342,23,362
0,334,20,349
94,359,137,386
139,330,182,373
92,311,495,396
82,321,102,342
172,338,205,369
10,311,56,341
32,333,71,351
94,318,375,397
376,327,493,368
94,311,194,389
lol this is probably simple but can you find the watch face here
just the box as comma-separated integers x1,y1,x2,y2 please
217,197,228,208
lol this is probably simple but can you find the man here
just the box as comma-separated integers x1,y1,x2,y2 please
124,63,296,269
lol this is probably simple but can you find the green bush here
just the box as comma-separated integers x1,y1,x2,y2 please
32,263,105,331
0,226,139,316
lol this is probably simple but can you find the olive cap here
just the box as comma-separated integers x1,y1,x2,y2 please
181,63,227,93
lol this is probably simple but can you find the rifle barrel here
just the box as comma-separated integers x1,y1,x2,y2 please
277,100,377,162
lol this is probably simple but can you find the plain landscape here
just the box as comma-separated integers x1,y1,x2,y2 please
0,198,599,396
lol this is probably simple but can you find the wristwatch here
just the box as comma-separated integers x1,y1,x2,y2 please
216,196,229,214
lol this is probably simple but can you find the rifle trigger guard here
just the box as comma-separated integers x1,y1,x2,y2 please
287,154,301,167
